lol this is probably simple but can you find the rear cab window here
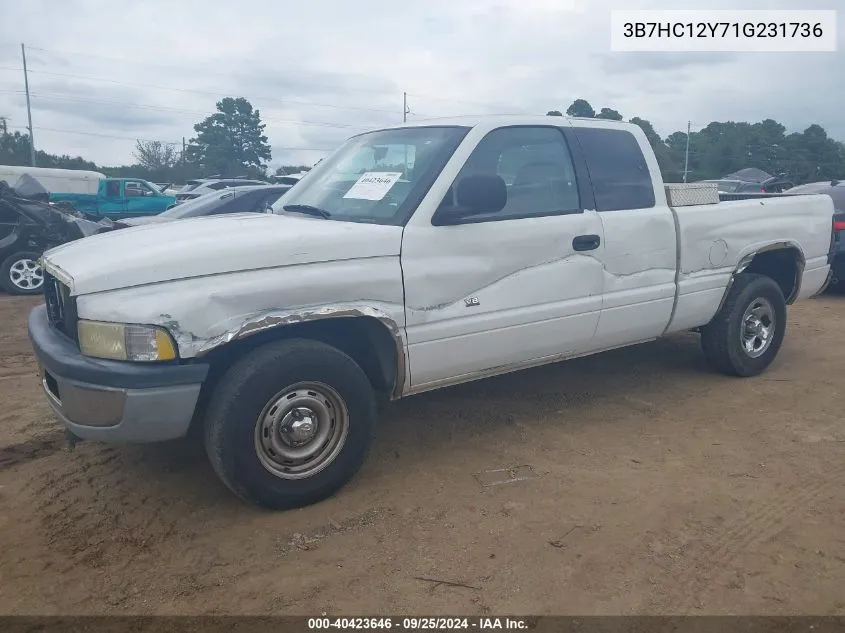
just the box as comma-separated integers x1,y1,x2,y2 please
572,127,656,211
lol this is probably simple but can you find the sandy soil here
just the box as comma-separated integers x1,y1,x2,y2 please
1,292,844,616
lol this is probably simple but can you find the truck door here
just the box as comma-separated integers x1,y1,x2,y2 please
568,123,677,348
401,124,606,389
124,180,163,215
99,179,127,216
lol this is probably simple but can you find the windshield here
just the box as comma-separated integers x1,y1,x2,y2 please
270,126,469,225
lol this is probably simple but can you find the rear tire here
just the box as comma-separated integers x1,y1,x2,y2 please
0,251,44,295
203,338,377,510
701,273,786,377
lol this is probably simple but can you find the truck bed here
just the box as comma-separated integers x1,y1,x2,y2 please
666,193,833,334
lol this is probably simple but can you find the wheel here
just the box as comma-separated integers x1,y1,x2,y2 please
701,273,786,377
0,252,44,295
203,338,377,510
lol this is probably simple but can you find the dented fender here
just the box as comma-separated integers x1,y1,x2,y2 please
196,303,408,399
74,257,409,397
717,240,807,312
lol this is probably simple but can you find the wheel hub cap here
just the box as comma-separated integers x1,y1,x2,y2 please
253,382,349,480
741,297,775,358
9,259,43,291
283,408,318,444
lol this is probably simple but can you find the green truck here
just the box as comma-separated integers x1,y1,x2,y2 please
50,177,176,219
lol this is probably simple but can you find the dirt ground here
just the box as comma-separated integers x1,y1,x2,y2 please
0,292,844,616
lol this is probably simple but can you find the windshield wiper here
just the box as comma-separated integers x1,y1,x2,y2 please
282,204,331,219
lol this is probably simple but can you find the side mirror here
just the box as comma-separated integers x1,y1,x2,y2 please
433,174,507,226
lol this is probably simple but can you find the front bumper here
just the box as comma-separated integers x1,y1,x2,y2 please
28,304,209,443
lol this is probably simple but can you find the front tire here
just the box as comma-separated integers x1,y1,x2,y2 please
203,338,377,510
0,251,44,295
701,273,787,377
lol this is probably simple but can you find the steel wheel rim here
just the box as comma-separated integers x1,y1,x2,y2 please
741,297,775,358
253,381,349,480
8,258,43,291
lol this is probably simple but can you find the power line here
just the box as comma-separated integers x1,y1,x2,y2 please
0,89,368,130
23,46,531,115
0,65,402,116
23,45,403,98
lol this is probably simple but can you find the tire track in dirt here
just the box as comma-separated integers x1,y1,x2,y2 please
0,429,66,470
664,461,845,612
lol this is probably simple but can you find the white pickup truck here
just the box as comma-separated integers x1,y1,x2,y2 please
28,116,835,510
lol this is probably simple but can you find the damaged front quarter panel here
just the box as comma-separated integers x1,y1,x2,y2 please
73,257,409,397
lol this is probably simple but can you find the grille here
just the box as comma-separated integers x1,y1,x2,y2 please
44,272,78,341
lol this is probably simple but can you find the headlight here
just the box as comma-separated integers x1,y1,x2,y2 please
77,320,178,361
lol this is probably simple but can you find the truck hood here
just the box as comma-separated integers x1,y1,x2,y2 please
43,213,404,295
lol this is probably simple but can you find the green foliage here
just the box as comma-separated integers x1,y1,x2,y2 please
596,107,623,121
546,110,563,117
185,97,271,179
566,99,595,118
545,99,845,183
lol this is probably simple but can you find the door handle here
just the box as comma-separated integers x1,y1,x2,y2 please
572,234,601,251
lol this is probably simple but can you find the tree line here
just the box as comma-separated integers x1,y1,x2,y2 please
0,97,303,184
548,99,845,183
2,96,843,186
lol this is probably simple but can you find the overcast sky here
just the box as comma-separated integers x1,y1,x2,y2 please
0,0,842,169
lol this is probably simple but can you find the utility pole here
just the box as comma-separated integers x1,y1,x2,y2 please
182,136,186,166
21,43,36,166
403,92,409,123
682,120,691,183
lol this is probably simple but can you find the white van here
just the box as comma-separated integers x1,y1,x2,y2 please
0,165,105,195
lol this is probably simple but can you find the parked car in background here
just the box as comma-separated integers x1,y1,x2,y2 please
50,177,176,219
698,179,747,193
785,180,845,290
29,116,834,509
699,175,794,194
174,178,269,204
153,183,179,197
274,171,309,186
0,175,109,295
1,168,176,219
112,185,292,228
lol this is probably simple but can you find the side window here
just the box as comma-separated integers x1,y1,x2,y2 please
572,127,655,211
104,180,121,197
125,181,144,197
440,126,580,222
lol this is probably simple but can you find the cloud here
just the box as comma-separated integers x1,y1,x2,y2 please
0,0,842,169
599,52,737,74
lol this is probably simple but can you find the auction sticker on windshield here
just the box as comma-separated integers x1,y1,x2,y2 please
343,172,402,201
